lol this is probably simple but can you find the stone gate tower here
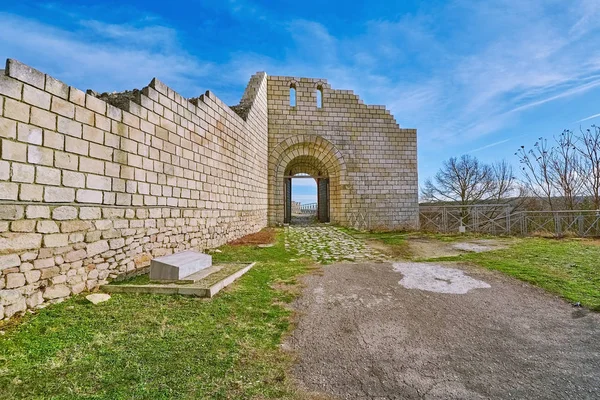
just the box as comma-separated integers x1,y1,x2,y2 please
267,76,418,229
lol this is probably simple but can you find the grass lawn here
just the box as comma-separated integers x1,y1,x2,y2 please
0,229,314,400
429,237,600,311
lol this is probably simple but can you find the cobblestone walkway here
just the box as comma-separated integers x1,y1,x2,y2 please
285,225,388,263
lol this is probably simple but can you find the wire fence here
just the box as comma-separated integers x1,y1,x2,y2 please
419,204,600,237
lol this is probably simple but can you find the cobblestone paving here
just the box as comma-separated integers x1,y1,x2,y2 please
285,225,388,263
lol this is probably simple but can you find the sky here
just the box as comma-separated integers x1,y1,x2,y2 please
1,0,600,204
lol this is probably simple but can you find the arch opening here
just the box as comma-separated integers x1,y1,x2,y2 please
289,83,296,107
316,85,323,108
269,137,346,226
284,155,330,224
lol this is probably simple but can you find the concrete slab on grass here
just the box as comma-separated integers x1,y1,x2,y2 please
102,262,255,298
149,250,212,281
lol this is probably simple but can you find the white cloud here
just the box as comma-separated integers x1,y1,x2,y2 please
467,139,511,154
0,12,213,96
576,113,600,123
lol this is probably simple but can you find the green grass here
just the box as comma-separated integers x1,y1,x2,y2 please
429,238,600,311
0,229,313,400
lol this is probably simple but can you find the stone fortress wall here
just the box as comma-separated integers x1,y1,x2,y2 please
0,59,417,320
0,60,269,320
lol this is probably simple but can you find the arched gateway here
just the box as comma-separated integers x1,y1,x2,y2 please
269,135,346,225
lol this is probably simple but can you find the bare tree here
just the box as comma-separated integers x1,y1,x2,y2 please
550,130,584,210
577,125,600,209
518,130,586,210
490,159,520,201
421,155,497,205
516,137,556,210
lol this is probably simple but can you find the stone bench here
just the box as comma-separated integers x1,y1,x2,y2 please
149,251,212,281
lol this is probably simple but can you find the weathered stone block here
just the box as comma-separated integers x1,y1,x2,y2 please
10,220,36,233
19,184,44,201
44,187,75,202
87,174,111,191
109,238,125,249
12,162,34,182
17,123,43,144
43,130,65,150
43,284,70,299
71,282,86,294
4,296,26,318
76,189,103,204
50,96,75,118
79,207,101,220
69,87,85,106
37,220,59,233
6,273,26,288
23,85,51,109
0,182,18,200
87,240,109,257
30,107,56,130
0,254,21,271
40,266,59,279
45,75,69,99
25,269,41,284
44,233,69,248
0,75,23,99
26,290,43,307
3,98,29,123
35,166,61,185
65,249,86,262
52,206,78,220
0,117,17,139
28,145,53,166
85,94,106,115
2,138,27,162
0,233,42,254
7,59,45,89
20,252,38,262
61,220,92,233
0,205,25,220
57,117,82,138
33,257,54,271
62,170,85,188
65,136,88,156
0,160,9,180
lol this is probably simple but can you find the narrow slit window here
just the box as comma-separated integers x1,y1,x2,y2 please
290,84,296,107
316,86,323,108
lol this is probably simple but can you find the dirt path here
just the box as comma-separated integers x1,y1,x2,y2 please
286,262,600,399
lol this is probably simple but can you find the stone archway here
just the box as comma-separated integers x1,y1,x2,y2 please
269,135,347,226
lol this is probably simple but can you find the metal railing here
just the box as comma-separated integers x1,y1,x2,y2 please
419,204,600,237
300,203,317,214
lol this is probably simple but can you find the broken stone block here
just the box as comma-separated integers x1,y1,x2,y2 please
86,293,111,304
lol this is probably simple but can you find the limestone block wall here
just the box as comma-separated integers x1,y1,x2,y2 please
0,59,269,320
267,76,418,229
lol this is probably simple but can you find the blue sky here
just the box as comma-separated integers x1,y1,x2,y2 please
1,1,600,204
